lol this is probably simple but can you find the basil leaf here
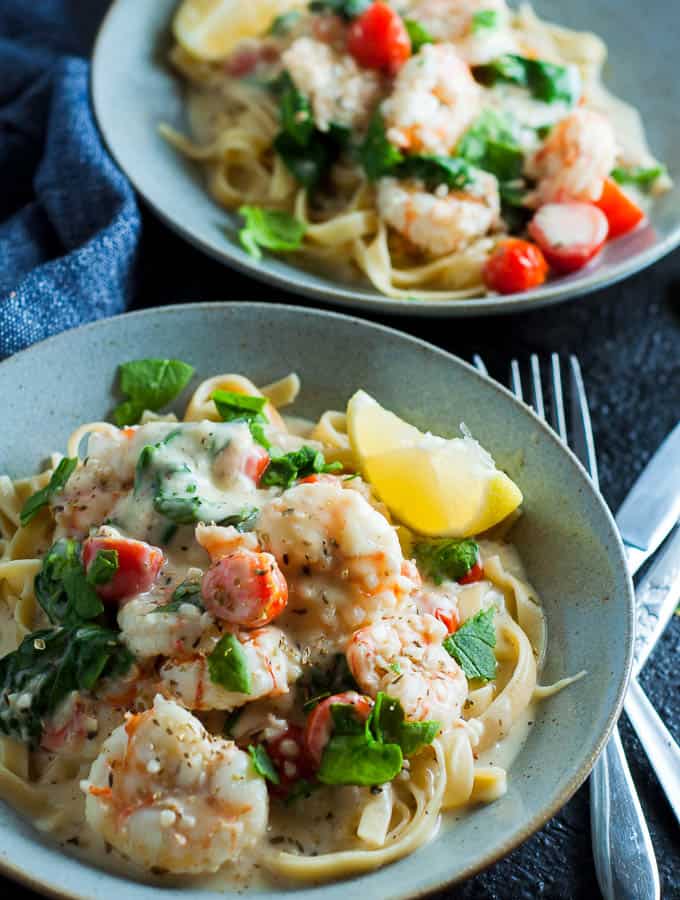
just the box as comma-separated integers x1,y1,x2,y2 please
113,359,195,426
260,446,342,488
238,205,307,259
212,391,267,422
404,18,434,52
20,457,77,526
472,9,499,32
474,55,581,105
248,743,280,784
371,692,440,756
85,549,118,586
444,607,497,681
35,539,104,627
359,112,405,181
269,10,301,35
414,538,479,584
159,579,204,613
0,625,133,747
318,733,403,786
208,633,251,694
309,0,370,20
610,165,666,191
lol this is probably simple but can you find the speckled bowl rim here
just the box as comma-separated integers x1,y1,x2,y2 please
0,302,635,897
89,1,680,319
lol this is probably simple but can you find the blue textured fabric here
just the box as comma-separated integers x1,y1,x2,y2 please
0,0,141,359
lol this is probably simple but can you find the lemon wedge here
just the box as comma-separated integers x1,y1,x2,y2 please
173,0,304,61
346,390,522,538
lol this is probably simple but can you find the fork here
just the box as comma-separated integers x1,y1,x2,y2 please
473,352,660,900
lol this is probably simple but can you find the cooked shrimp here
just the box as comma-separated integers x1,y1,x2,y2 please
196,522,260,561
118,589,214,660
83,695,268,874
347,613,468,729
304,691,373,766
53,459,126,537
257,480,418,635
160,626,301,711
201,549,288,628
377,172,500,256
382,43,480,155
526,108,618,206
404,0,517,64
282,37,384,132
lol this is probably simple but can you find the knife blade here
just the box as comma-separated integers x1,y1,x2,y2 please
616,421,680,576
632,525,680,676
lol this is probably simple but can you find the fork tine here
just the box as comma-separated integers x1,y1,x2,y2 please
530,354,546,420
510,359,523,402
549,354,568,443
569,355,600,489
472,354,488,375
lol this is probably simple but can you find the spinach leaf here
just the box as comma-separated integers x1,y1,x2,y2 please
212,389,271,450
300,653,359,711
309,0,370,19
238,205,307,260
474,55,581,105
260,446,342,488
471,9,499,32
443,607,497,681
208,633,251,694
398,155,476,191
113,359,195,426
0,625,133,746
359,112,405,181
218,507,260,531
35,539,104,627
268,10,301,35
414,538,479,584
404,18,434,52
248,743,280,784
457,110,524,182
153,493,202,525
86,549,118,586
610,165,666,191
159,578,204,613
370,693,440,756
20,457,77,526
278,72,314,147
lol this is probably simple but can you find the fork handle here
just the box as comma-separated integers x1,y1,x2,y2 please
624,677,680,824
590,725,660,900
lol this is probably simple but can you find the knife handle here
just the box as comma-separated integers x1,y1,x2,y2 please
624,678,680,825
590,725,660,900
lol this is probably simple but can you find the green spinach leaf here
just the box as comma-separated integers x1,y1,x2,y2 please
443,607,497,681
20,457,77,526
113,359,195,426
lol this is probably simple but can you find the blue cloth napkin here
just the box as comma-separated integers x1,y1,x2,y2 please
0,0,140,359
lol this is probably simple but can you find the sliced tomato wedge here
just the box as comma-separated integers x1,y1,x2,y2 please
201,549,288,627
458,560,485,585
483,238,549,295
82,535,163,602
434,607,460,634
265,724,317,796
347,2,411,75
528,202,609,273
595,178,645,239
243,445,270,483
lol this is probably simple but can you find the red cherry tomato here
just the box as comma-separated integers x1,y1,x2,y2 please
266,724,317,795
304,691,374,766
201,549,288,627
595,178,645,239
347,3,411,75
82,536,163,602
483,239,549,295
528,202,609,273
243,444,270,483
458,560,485,585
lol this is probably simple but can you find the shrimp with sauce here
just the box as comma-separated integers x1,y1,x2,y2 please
377,171,500,256
257,479,419,637
382,43,480,155
347,613,468,729
526,108,618,206
83,695,268,874
160,626,301,711
404,0,518,64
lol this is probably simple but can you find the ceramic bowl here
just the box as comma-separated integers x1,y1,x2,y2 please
90,0,680,317
0,302,633,897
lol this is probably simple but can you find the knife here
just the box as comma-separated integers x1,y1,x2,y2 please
616,421,680,576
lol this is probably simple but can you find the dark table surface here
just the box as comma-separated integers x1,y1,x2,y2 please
6,5,680,895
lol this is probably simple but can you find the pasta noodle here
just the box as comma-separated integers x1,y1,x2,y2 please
0,370,579,889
